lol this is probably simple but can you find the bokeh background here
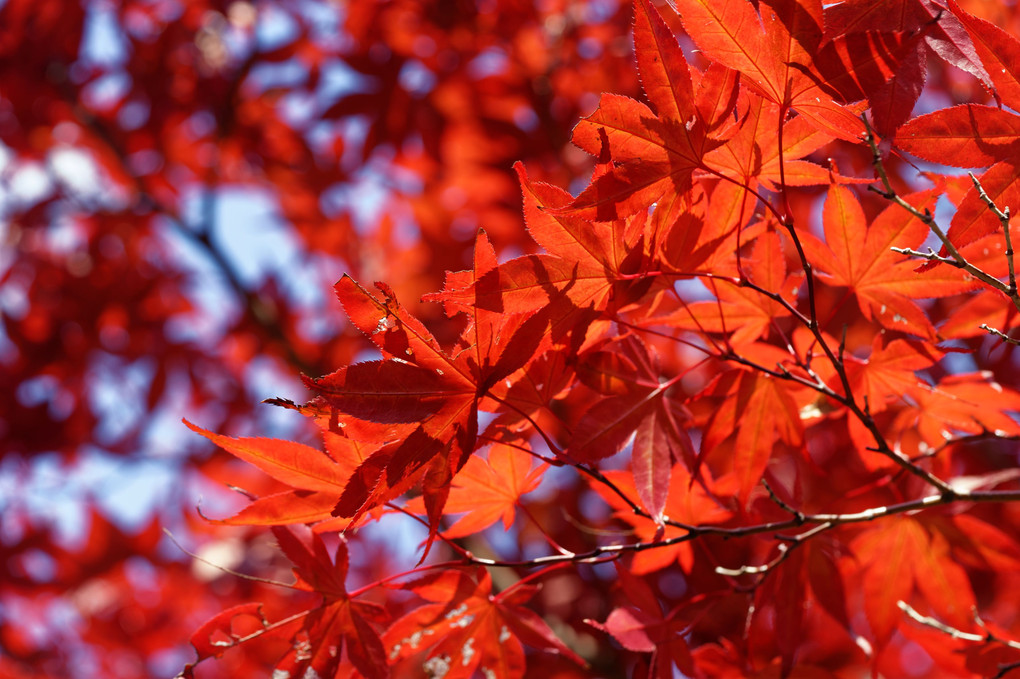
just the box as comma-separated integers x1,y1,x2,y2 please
0,0,641,676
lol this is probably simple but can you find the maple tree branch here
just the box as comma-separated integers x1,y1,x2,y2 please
898,601,989,643
899,600,1020,678
849,117,1020,491
716,521,832,589
891,246,1008,292
969,169,1013,224
761,479,805,524
889,246,952,263
404,486,1020,571
1003,215,1017,299
968,171,1017,296
864,116,1020,318
518,502,575,556
863,116,963,256
981,324,1020,346
163,528,301,590
722,272,847,396
780,212,824,335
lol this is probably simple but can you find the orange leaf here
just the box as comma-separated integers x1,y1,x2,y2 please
386,568,583,678
852,517,929,647
185,420,347,493
404,443,546,538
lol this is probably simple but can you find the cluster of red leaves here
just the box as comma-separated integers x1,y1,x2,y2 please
8,0,1020,678
178,0,1020,677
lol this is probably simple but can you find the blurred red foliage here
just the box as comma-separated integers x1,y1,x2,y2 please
0,0,638,675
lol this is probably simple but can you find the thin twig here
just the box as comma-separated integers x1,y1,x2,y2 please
899,599,1020,678
981,324,1020,346
898,601,989,643
967,171,1016,295
890,246,1008,290
864,117,965,264
392,486,1020,570
715,522,832,582
865,116,1020,321
761,479,805,524
163,528,299,589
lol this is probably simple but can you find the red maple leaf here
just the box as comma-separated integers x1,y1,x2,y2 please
587,565,701,676
851,517,976,651
557,0,721,220
823,0,989,136
699,368,805,506
183,525,388,679
672,0,870,140
403,442,547,538
384,567,584,678
185,420,376,529
799,184,977,338
305,233,551,549
895,4,1020,253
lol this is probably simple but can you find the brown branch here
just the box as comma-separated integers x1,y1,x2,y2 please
715,521,832,593
982,323,1020,346
865,117,1020,320
898,601,1020,678
761,478,805,524
422,487,1020,570
909,430,1020,463
890,245,1009,291
968,170,1016,296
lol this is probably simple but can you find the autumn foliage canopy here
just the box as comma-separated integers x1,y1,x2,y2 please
9,0,1020,677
